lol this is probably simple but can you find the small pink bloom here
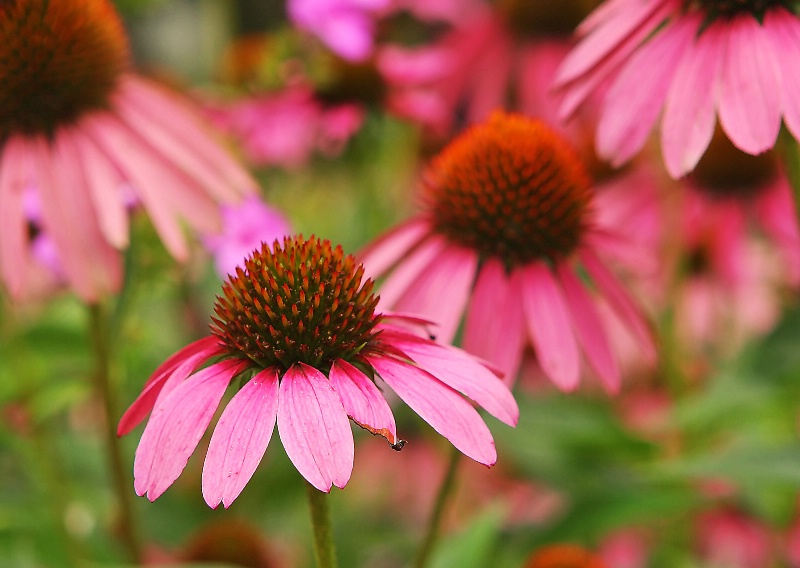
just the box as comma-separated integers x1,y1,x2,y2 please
120,236,517,506
555,0,800,178
696,509,774,568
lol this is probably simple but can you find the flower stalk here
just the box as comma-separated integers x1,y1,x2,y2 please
306,482,338,568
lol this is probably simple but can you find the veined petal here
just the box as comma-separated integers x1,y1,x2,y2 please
367,355,497,466
134,359,245,501
277,364,354,492
203,368,280,508
765,8,800,141
329,360,398,445
521,262,581,391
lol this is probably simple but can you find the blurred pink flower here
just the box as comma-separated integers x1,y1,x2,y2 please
696,509,774,568
554,0,800,178
0,0,254,302
598,529,649,568
202,195,292,278
360,112,655,391
119,236,517,506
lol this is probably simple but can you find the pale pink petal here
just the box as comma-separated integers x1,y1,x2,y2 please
556,263,620,393
393,243,478,344
373,234,446,310
329,359,398,445
203,368,280,508
367,355,496,466
718,14,782,155
463,258,526,385
385,338,518,426
597,15,695,165
580,249,656,363
521,263,581,391
277,363,354,492
134,359,246,501
0,137,33,297
661,16,722,178
358,219,431,279
765,8,800,141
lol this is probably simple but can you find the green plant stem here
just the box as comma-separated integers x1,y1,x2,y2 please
413,445,461,568
306,483,338,568
88,303,142,564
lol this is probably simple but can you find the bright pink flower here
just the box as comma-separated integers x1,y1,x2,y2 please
360,112,655,391
696,509,774,568
0,0,254,302
119,236,517,506
554,0,800,178
202,195,292,278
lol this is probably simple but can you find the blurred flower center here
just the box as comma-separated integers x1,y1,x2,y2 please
496,0,602,37
524,543,609,568
691,0,790,18
0,0,128,137
316,56,387,107
425,111,592,267
211,236,381,373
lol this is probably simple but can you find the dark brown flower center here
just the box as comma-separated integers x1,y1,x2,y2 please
211,236,381,373
691,0,790,19
0,0,128,138
425,111,593,267
497,0,602,38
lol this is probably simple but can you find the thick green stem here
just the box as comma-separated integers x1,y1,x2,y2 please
413,446,461,568
306,483,338,568
88,303,142,563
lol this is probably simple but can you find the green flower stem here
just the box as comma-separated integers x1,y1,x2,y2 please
88,303,142,564
413,445,461,568
306,483,338,568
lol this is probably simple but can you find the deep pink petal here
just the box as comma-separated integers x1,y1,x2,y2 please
367,355,497,466
357,219,431,279
521,263,581,391
557,263,621,393
375,234,446,309
329,360,398,445
765,8,800,141
133,359,246,501
463,258,526,385
718,14,782,155
277,364,354,492
203,368,280,508
0,137,33,298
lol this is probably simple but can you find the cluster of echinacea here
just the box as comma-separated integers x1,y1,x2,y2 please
554,0,800,178
360,111,656,392
118,235,518,507
0,0,254,302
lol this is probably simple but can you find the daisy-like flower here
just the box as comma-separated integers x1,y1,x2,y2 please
118,235,517,507
360,111,655,391
554,0,800,178
0,0,254,302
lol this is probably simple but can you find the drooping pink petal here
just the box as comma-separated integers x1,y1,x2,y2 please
374,234,446,309
765,8,800,141
367,355,497,466
718,13,782,155
277,363,354,492
463,258,525,385
117,337,224,436
556,263,620,393
660,15,721,178
521,262,580,391
0,137,33,298
134,359,246,501
203,368,280,508
597,15,695,165
393,243,478,344
358,219,431,279
386,337,518,426
329,359,398,445
580,249,656,363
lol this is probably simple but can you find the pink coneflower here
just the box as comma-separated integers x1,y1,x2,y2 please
360,111,655,392
118,235,517,506
0,0,254,302
554,0,800,178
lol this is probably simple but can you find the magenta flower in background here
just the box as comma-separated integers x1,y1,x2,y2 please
119,236,517,506
696,508,773,568
554,0,800,178
360,111,655,392
202,195,292,278
0,0,254,302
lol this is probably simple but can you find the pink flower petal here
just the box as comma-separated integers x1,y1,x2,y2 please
277,363,354,492
134,359,245,501
386,338,518,426
203,368,280,508
367,355,497,466
521,262,581,391
374,234,446,309
765,8,800,141
556,263,620,393
463,258,525,385
718,14,782,155
357,219,431,279
329,359,398,445
0,137,33,298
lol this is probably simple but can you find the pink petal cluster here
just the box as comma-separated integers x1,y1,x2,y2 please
119,317,517,507
555,0,800,178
